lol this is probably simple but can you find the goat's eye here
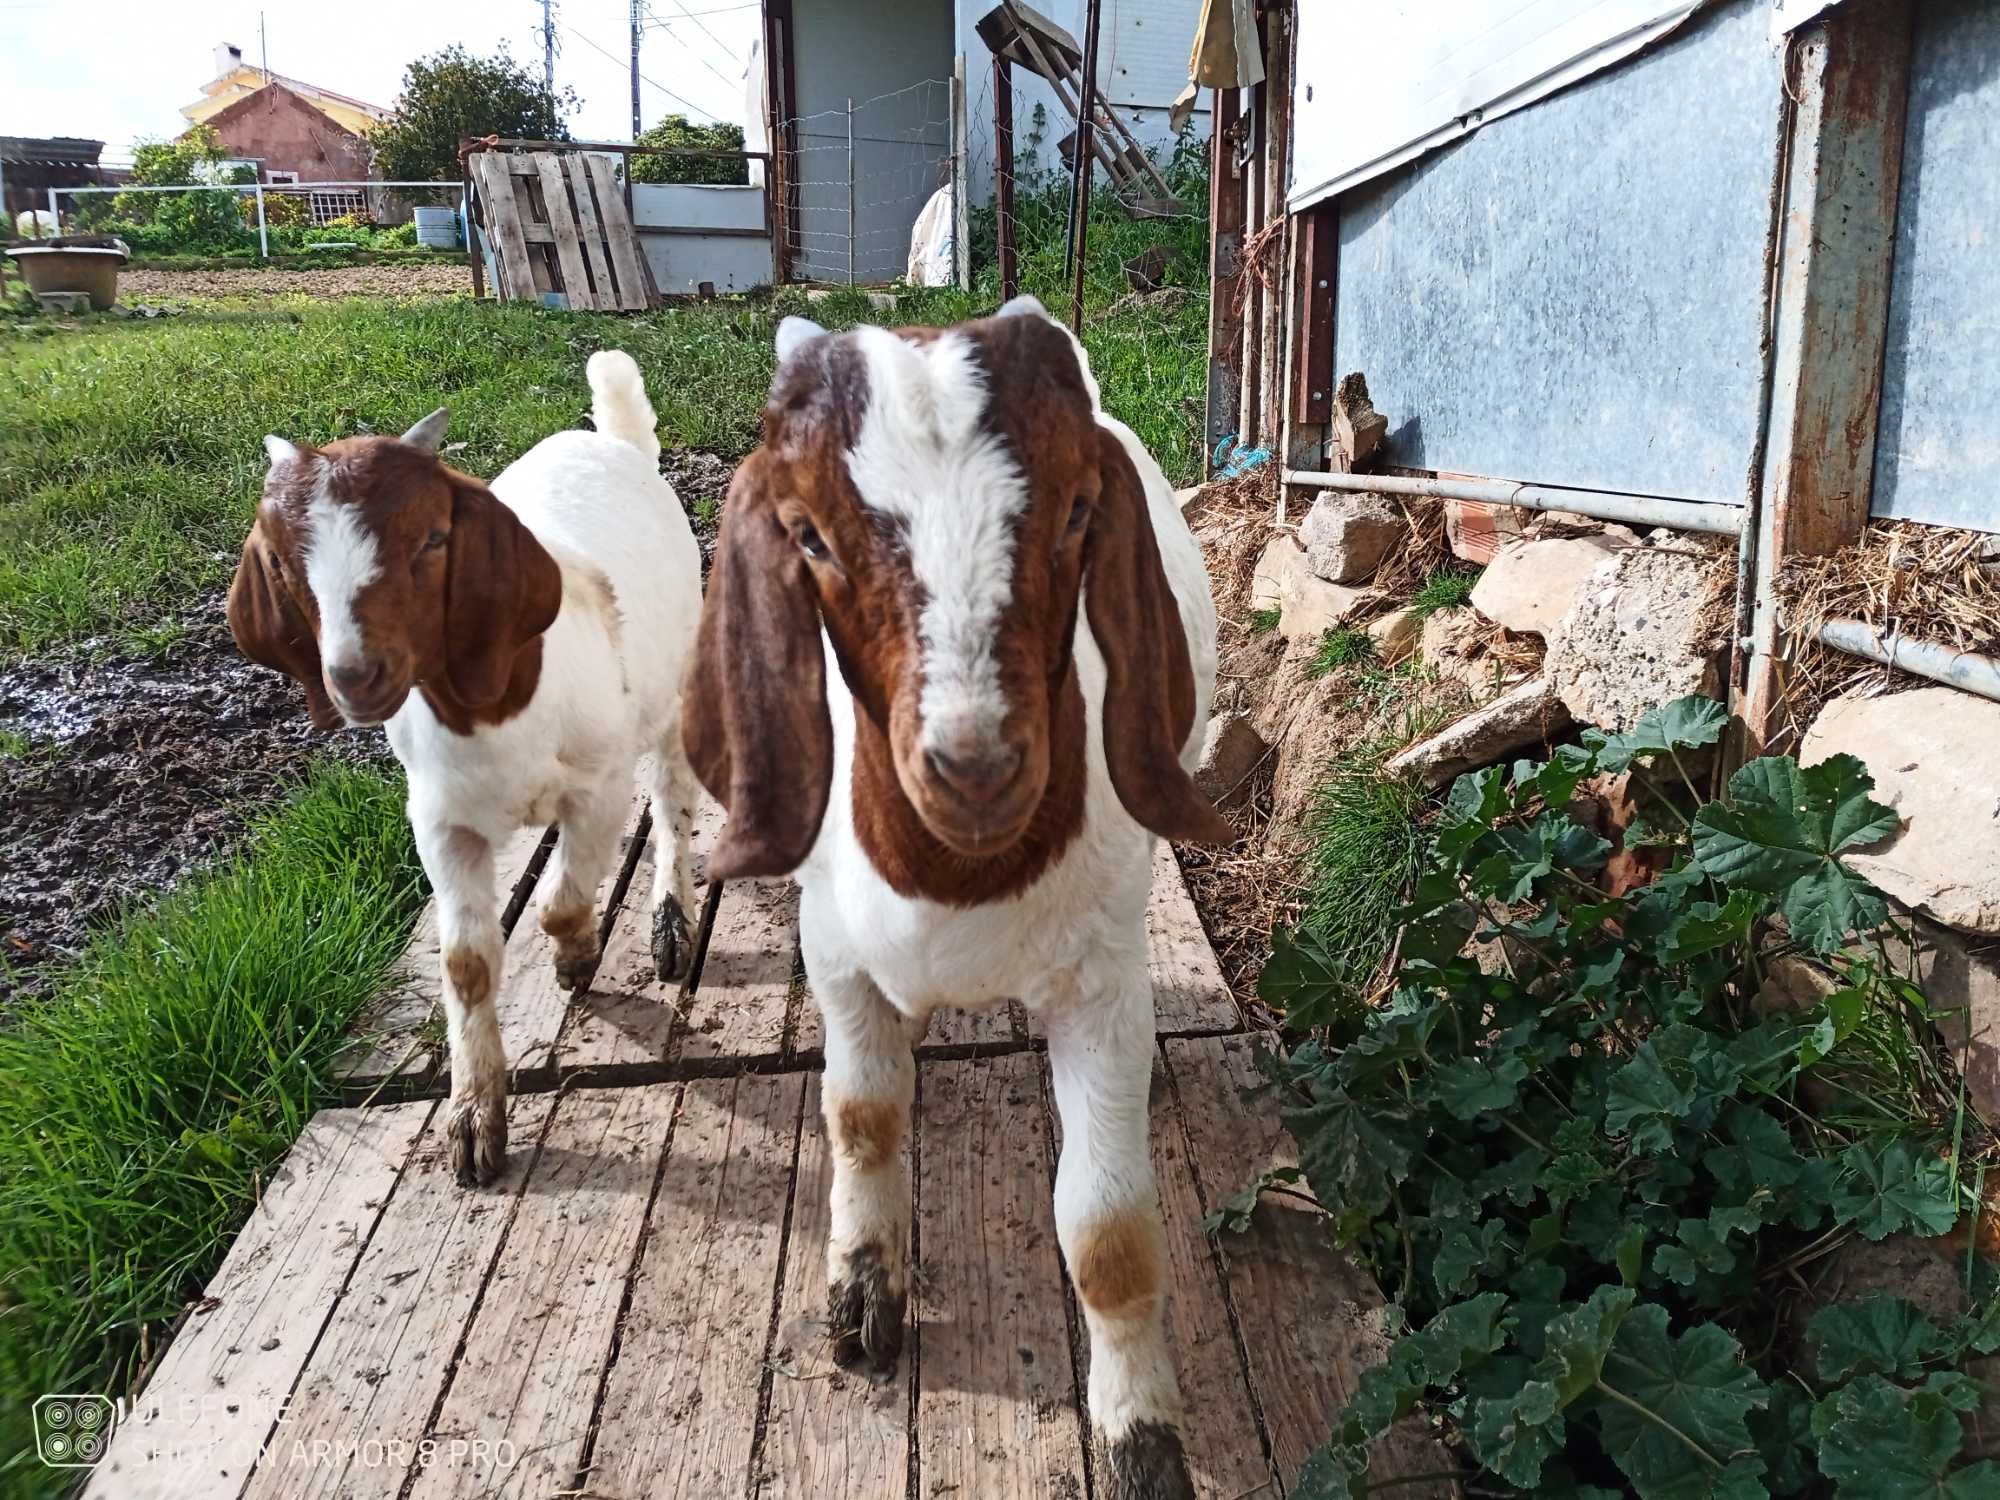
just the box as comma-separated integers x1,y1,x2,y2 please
796,522,829,562
425,531,447,550
1066,496,1091,535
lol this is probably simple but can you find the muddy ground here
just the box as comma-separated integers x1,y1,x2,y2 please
117,263,472,303
0,596,389,998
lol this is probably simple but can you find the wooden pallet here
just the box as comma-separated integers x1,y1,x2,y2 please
469,149,655,311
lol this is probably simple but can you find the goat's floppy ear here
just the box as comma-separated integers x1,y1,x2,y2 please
442,476,562,707
683,455,833,879
1084,428,1233,846
227,523,340,730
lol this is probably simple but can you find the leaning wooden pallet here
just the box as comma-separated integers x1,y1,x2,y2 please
468,148,656,311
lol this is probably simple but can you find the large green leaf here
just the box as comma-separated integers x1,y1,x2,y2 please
1596,1306,1769,1499
1809,1298,1958,1382
1605,1024,1739,1154
1587,695,1730,773
1692,755,1898,952
1831,1141,1959,1241
1815,1373,2000,1497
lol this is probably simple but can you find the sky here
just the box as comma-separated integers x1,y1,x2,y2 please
1,0,763,165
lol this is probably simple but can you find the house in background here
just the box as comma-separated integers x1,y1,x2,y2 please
181,43,399,222
1,136,129,223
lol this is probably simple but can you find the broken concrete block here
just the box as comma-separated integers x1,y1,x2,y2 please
1367,606,1422,661
1470,534,1629,639
1801,686,2000,936
1251,536,1369,643
1545,546,1726,732
1530,509,1643,547
1195,712,1268,811
1331,372,1388,472
1421,607,1510,703
1385,678,1571,788
1298,493,1402,583
1445,499,1531,565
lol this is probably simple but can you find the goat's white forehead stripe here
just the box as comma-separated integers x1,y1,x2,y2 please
299,460,382,668
842,327,1025,748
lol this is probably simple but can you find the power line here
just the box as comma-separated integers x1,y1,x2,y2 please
657,0,742,62
642,5,741,93
560,19,720,122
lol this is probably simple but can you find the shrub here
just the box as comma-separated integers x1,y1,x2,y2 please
632,115,749,186
1234,696,1997,1497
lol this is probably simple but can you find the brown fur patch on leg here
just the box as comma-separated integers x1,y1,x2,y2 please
541,901,600,990
830,1095,906,1172
1073,1207,1165,1322
445,947,493,1008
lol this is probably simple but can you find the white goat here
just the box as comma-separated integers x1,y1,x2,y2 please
229,351,704,1186
683,297,1231,1499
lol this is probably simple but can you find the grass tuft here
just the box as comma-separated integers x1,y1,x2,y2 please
1409,568,1479,618
1307,627,1374,679
0,763,423,1491
1249,606,1282,636
1297,753,1430,1019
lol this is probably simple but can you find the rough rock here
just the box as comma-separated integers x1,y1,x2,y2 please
1298,493,1403,583
1421,607,1511,704
1879,915,2000,1124
1529,509,1643,547
1445,499,1530,564
1545,545,1726,731
1470,534,1629,638
1250,536,1369,643
1801,686,2000,935
1331,372,1388,471
1195,712,1269,812
1385,678,1571,788
1367,606,1422,662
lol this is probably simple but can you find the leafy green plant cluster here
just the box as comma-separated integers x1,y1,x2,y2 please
1235,696,1995,1498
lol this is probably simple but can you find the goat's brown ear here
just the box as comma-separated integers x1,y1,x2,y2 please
1084,428,1234,846
227,524,340,730
683,456,832,879
443,476,562,707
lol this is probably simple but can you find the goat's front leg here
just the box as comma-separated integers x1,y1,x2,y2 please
540,778,626,992
645,729,701,982
812,959,917,1377
417,822,509,1188
1043,961,1194,1500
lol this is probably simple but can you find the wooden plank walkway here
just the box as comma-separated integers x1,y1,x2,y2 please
88,798,1454,1500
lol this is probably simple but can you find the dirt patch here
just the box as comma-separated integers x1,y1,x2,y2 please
117,263,471,303
658,450,738,568
0,596,389,998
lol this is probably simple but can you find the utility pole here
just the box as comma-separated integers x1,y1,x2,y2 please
259,11,269,82
629,0,643,138
541,0,557,95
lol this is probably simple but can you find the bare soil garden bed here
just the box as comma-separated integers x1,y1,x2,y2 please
117,262,472,303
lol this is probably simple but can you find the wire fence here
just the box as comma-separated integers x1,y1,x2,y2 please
35,180,467,259
783,76,958,287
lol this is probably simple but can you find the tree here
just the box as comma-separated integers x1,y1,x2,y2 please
371,45,577,184
631,116,748,186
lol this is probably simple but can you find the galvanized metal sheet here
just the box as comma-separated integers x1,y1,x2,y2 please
1871,0,2000,533
1331,0,1780,504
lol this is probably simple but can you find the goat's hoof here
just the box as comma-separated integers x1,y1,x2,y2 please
1098,1422,1196,1500
652,897,692,983
827,1245,905,1380
552,939,600,993
447,1094,508,1188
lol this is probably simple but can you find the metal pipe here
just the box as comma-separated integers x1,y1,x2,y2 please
254,184,268,259
1283,468,1743,537
1068,0,1104,330
845,96,855,288
1818,620,2000,703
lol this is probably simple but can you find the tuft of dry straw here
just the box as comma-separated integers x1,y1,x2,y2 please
1774,520,2000,747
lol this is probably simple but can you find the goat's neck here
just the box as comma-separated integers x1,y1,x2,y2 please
848,671,1087,908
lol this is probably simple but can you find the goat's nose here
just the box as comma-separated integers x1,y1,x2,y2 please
925,740,1024,806
327,659,387,698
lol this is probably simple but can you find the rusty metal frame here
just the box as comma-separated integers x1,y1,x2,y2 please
1205,85,1246,477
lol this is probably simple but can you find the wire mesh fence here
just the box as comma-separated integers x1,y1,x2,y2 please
782,77,957,286
38,180,467,259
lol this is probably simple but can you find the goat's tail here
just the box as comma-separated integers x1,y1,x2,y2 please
586,349,661,467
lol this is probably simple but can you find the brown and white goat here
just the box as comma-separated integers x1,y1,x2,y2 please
684,298,1232,1498
230,351,704,1187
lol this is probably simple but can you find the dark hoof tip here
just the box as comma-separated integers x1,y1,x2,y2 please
827,1252,906,1380
1101,1421,1196,1500
653,897,692,983
447,1099,508,1189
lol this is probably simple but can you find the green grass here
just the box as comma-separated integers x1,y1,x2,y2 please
0,763,424,1496
1307,627,1375,678
1,190,1207,659
0,727,27,759
1249,606,1282,635
1297,754,1430,1017
1409,568,1479,618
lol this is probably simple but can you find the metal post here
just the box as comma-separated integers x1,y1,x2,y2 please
1068,0,1104,330
994,54,1017,302
254,183,269,259
951,53,970,292
629,0,643,139
47,186,60,236
846,96,856,288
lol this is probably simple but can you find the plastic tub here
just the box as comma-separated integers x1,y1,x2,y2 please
413,206,459,249
5,237,129,309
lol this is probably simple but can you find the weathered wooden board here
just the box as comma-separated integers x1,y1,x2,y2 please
236,1092,558,1500
85,1104,434,1500
563,152,617,308
338,826,550,1095
926,1000,1025,1049
1045,1061,1276,1500
1146,842,1240,1033
473,154,537,300
535,153,596,310
914,1054,1088,1496
405,1086,676,1500
1166,1035,1452,1493
585,153,650,312
676,878,797,1065
754,1076,911,1497
588,1075,802,1497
